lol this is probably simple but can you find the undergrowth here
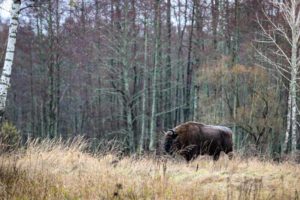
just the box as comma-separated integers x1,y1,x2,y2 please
0,137,299,200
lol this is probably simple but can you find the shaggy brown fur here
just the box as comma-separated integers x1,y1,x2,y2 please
163,121,233,161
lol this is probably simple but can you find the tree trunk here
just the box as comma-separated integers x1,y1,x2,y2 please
282,1,300,154
124,69,135,152
165,0,172,129
29,42,35,137
55,0,61,137
174,0,188,125
211,0,219,51
0,0,21,122
123,1,135,153
149,0,161,151
283,91,292,153
232,0,240,65
139,18,148,154
184,2,195,121
289,33,298,154
130,0,139,150
193,86,199,121
47,1,56,138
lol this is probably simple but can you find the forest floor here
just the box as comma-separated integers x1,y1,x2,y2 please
0,138,299,200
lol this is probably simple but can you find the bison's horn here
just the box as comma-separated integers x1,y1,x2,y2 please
169,129,176,135
162,131,167,135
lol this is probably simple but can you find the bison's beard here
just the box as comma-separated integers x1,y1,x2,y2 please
163,136,175,154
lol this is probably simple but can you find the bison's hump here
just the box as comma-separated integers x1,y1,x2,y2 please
206,125,232,133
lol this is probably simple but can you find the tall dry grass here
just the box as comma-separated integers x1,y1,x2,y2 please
0,137,299,200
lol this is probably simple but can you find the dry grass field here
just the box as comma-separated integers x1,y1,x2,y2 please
0,138,299,200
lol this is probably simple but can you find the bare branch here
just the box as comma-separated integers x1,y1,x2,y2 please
256,17,292,66
261,8,292,46
253,46,291,82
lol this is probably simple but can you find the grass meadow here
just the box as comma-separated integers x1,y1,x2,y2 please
0,138,299,200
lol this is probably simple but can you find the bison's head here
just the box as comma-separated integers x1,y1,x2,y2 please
163,130,178,154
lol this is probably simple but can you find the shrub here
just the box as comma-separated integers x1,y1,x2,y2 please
0,121,20,151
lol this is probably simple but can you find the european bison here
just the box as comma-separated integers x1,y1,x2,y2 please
163,121,233,161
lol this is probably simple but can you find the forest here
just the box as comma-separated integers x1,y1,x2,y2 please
1,0,300,199
0,0,300,158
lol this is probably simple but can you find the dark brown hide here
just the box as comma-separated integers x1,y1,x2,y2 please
163,121,233,161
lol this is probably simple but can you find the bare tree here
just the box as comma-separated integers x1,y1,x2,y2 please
255,0,300,154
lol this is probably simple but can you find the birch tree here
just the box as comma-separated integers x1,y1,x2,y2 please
255,0,300,154
0,0,21,123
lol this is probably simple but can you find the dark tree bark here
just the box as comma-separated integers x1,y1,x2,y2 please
184,2,195,121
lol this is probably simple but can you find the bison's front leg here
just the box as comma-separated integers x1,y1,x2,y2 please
178,145,198,162
213,151,221,161
227,152,234,160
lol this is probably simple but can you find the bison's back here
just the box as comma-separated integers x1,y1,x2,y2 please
204,125,233,153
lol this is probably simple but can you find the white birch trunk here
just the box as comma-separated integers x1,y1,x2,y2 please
233,82,237,149
124,69,135,152
139,20,148,154
0,0,21,121
290,75,297,154
283,91,291,152
287,0,299,154
193,86,198,121
290,31,298,154
149,46,158,151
